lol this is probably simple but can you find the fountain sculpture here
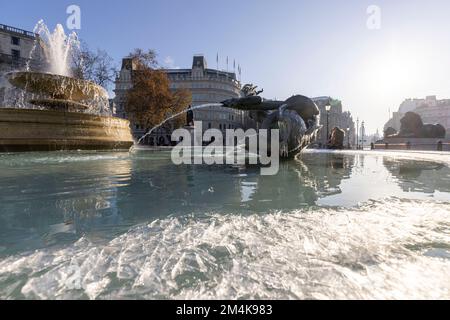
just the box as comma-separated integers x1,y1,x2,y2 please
388,112,446,139
0,21,133,152
221,84,322,158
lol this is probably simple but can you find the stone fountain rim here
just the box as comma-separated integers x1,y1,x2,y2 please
5,71,109,101
0,107,129,122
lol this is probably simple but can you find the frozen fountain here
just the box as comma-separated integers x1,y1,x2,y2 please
0,21,133,152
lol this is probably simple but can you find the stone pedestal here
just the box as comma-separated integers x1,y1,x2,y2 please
374,137,450,152
0,108,134,152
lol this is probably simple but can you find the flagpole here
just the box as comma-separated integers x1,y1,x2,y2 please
239,65,242,83
216,52,219,78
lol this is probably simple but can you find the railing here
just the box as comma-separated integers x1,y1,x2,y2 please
374,141,450,152
168,73,239,84
0,23,36,38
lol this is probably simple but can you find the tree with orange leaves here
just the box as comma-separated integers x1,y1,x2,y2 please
125,49,191,134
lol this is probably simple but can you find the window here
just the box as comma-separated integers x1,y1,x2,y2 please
11,49,20,60
11,36,20,46
208,123,211,129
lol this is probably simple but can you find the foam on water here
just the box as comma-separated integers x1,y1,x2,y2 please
0,198,449,300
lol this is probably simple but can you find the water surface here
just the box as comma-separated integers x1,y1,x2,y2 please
0,150,449,299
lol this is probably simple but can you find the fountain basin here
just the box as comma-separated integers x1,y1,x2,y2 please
6,72,108,101
0,108,134,152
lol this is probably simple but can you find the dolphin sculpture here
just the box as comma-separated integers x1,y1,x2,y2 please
221,84,322,159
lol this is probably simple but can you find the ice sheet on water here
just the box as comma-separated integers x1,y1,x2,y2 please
0,197,449,300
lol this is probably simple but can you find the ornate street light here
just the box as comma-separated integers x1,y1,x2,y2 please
325,103,331,148
356,118,359,150
346,127,350,149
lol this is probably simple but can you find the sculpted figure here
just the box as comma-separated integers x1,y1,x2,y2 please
241,84,264,97
399,112,423,137
186,105,194,126
421,124,446,139
395,112,446,139
328,127,345,149
221,84,321,158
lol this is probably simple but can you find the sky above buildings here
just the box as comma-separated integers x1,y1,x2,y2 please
2,0,450,133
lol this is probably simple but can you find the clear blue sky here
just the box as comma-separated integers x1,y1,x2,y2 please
2,0,450,133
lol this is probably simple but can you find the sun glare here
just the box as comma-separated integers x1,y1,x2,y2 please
364,49,417,94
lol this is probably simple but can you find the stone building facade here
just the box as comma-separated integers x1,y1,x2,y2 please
313,96,356,148
114,55,246,143
0,23,42,74
0,23,43,105
165,55,244,132
385,96,450,139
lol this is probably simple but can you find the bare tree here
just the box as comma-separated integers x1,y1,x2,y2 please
72,42,117,89
91,50,116,87
127,48,158,70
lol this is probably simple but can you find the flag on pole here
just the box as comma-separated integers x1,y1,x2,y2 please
226,56,229,71
233,59,236,72
216,53,219,69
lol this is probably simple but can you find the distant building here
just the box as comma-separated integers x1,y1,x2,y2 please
313,96,356,147
114,58,161,142
385,96,450,139
0,23,42,74
114,55,246,143
164,55,245,132
0,23,44,105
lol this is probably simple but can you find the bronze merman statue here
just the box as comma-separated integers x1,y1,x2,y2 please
222,84,322,158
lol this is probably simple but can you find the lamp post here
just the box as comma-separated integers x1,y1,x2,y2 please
356,118,359,150
361,121,365,150
325,104,331,148
346,127,350,149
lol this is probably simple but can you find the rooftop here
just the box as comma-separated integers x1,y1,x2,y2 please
166,55,237,79
0,23,36,38
165,68,237,81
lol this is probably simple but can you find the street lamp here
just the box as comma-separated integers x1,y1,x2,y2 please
356,118,359,150
325,104,331,148
361,121,365,150
346,127,350,149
